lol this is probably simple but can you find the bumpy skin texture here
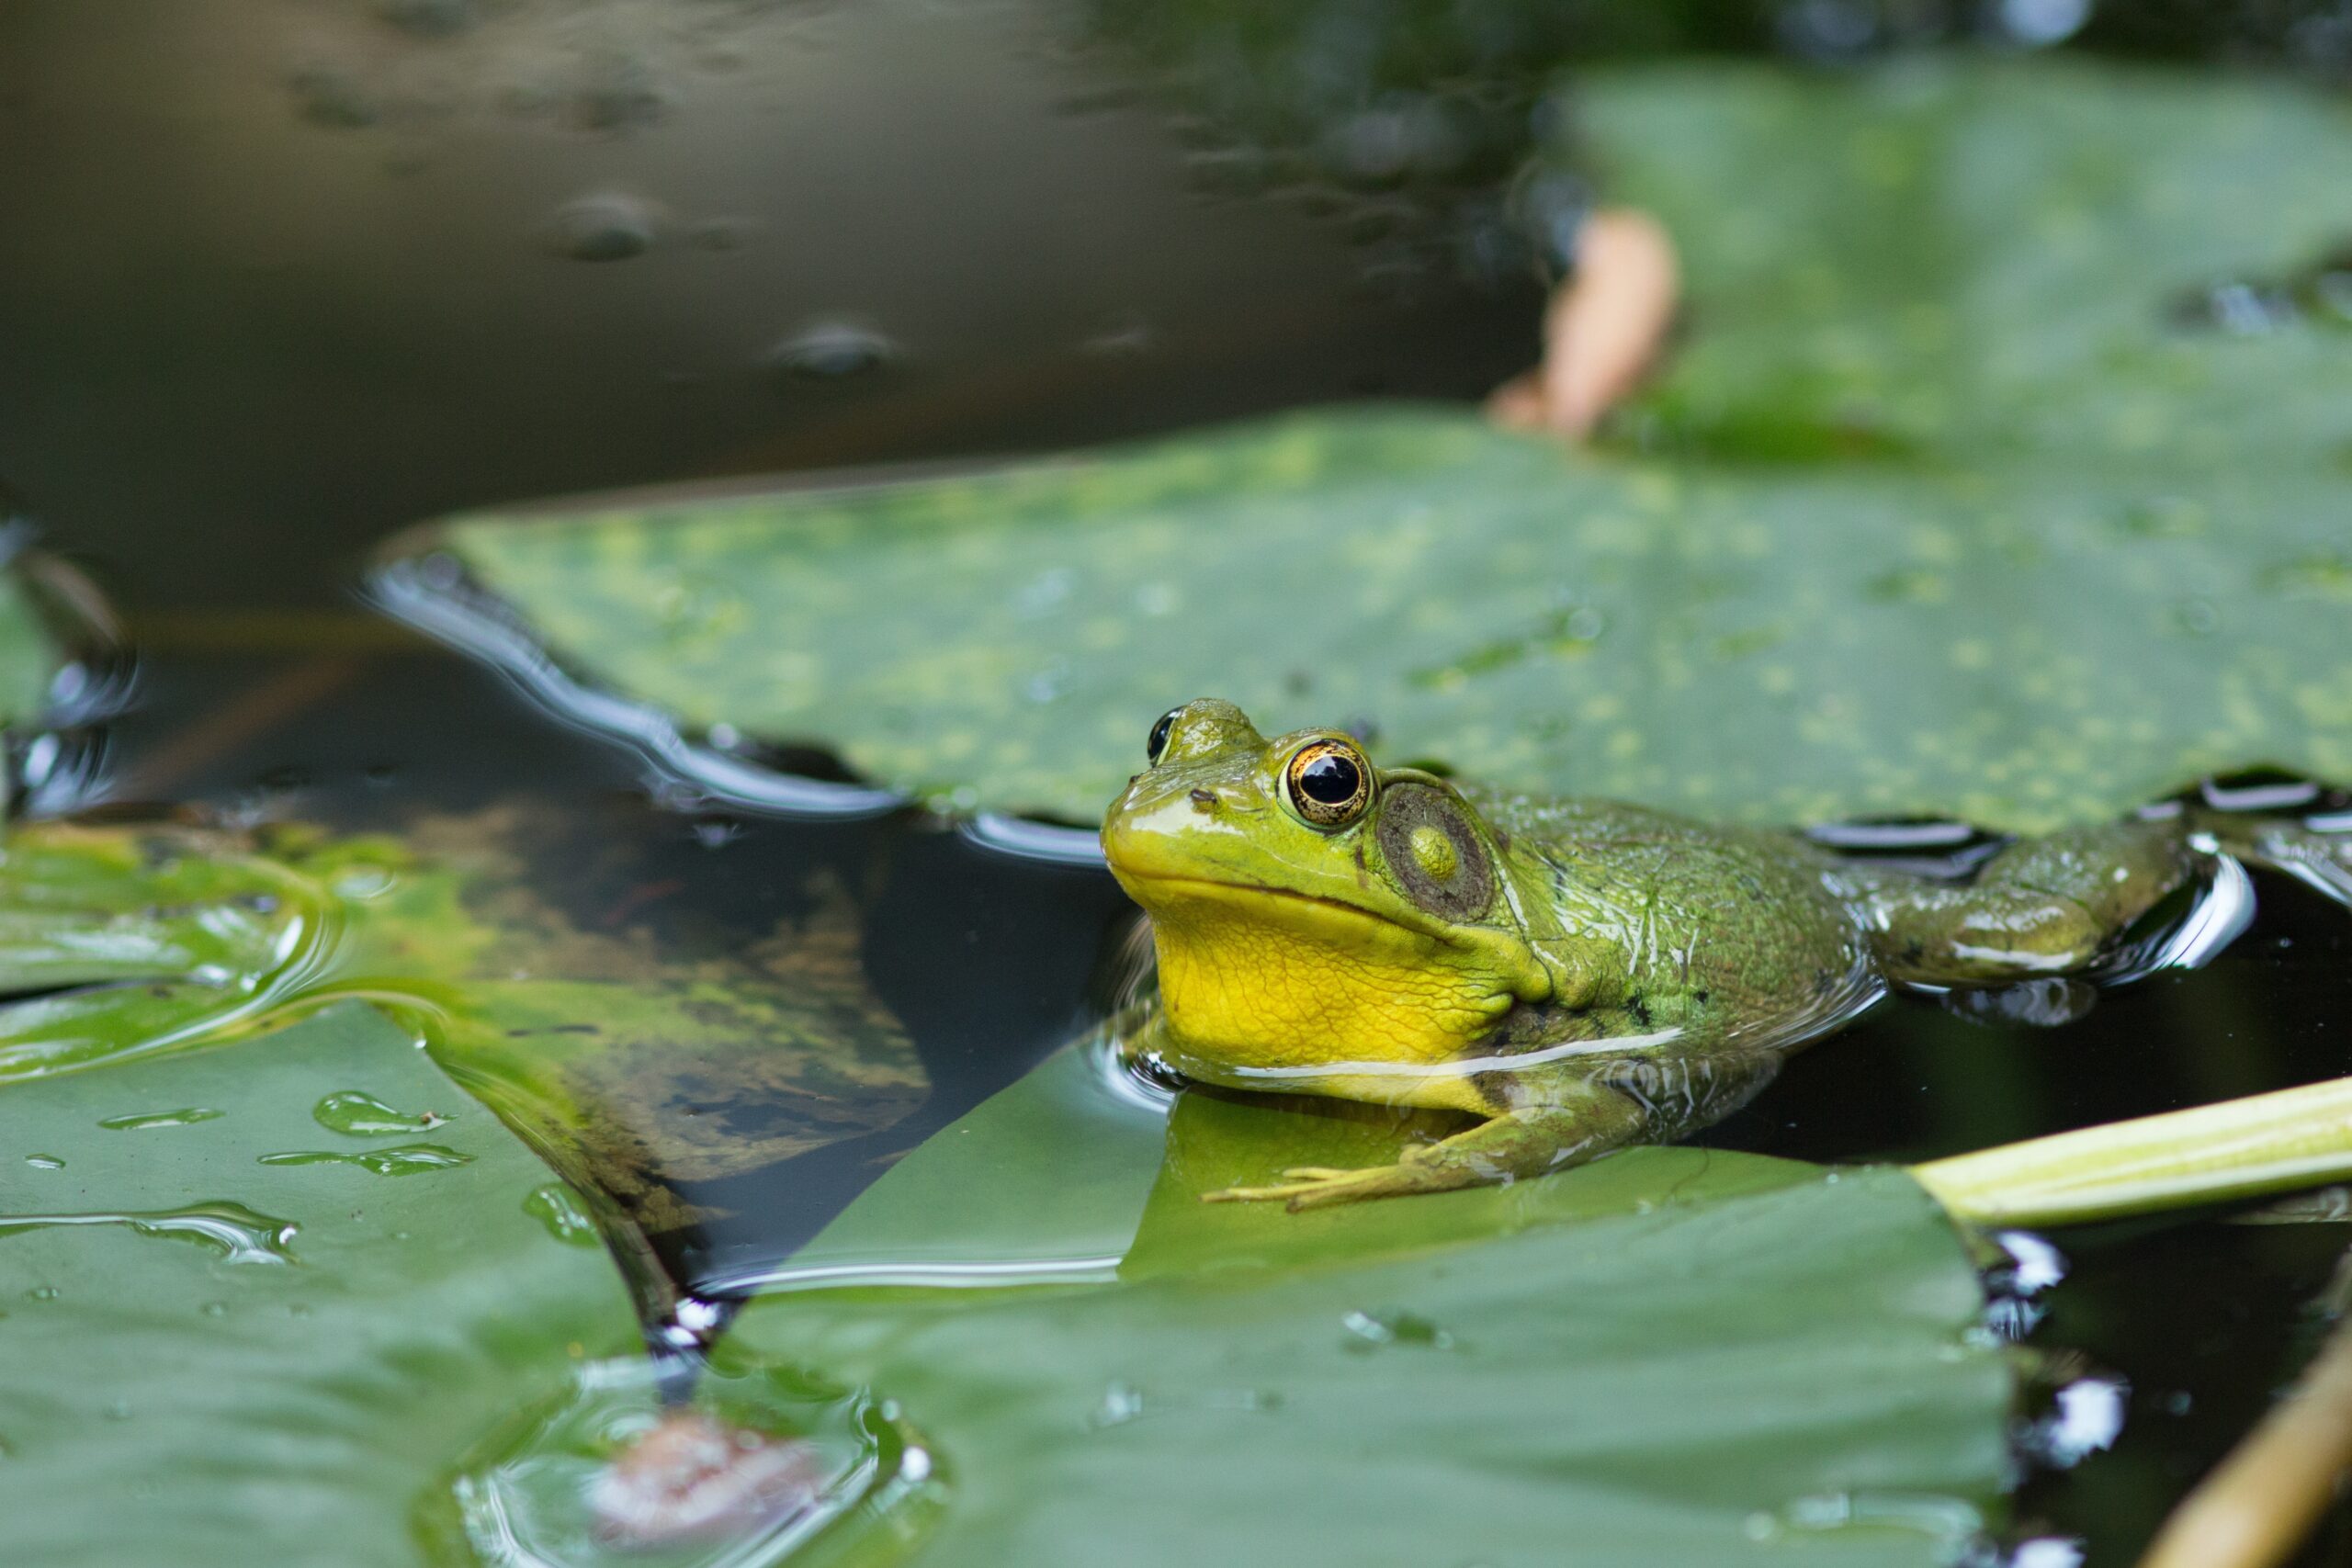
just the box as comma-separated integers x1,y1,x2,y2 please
1102,700,2199,1210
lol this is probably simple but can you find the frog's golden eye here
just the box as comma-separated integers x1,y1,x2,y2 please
1146,707,1181,766
1283,739,1373,829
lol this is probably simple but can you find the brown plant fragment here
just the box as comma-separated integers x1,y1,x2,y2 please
592,1409,827,1544
1488,208,1680,442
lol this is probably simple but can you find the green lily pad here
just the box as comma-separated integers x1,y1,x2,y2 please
382,58,2352,834
0,1001,640,1567
690,1043,2012,1568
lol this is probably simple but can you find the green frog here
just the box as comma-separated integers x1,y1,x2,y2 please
1101,698,2290,1211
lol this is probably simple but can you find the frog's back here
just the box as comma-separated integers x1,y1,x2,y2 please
1464,787,1882,1059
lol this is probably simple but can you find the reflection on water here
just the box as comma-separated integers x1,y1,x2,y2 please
695,1030,1169,1301
369,555,906,820
2027,1375,2130,1470
2089,846,2256,984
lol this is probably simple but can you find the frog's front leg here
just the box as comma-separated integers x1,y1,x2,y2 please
1203,1082,1650,1212
1852,818,2195,987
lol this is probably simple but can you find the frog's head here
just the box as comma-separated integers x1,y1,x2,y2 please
1101,699,1552,1105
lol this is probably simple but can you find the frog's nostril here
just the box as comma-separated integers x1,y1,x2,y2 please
1188,788,1218,813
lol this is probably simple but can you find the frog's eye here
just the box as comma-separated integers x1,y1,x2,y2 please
1146,707,1181,766
1283,739,1374,829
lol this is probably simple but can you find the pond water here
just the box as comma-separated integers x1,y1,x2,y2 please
4,4,2350,1565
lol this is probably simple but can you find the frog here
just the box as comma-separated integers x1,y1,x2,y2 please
1100,697,2309,1212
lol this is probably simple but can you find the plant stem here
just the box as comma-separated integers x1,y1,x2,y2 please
1909,1077,2352,1228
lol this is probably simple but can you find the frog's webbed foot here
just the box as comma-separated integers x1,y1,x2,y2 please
1202,1156,1464,1213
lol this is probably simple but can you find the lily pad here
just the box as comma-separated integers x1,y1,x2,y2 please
381,58,2352,834
694,1043,2013,1568
0,1001,640,1567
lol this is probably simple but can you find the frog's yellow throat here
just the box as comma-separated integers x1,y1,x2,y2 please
1125,873,1550,1114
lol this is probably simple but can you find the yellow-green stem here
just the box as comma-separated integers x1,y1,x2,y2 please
1911,1077,2352,1228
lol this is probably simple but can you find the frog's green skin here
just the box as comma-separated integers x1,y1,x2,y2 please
1102,699,2209,1210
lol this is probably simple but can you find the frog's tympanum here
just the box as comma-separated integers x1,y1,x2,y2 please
1102,699,2232,1210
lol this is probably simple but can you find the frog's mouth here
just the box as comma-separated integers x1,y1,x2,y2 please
1109,870,1453,945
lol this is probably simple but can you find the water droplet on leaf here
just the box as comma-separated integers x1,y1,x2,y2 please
1340,1308,1454,1350
0,1201,298,1265
312,1090,448,1135
259,1144,471,1176
524,1182,602,1247
97,1108,224,1132
1088,1382,1146,1428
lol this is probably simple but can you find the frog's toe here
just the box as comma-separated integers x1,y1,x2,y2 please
1198,1179,1306,1205
1284,1164,1445,1211
1201,1161,1445,1211
1197,1168,1360,1204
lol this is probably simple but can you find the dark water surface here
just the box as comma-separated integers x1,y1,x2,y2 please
6,5,2351,1566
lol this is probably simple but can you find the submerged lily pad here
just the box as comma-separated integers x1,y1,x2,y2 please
385,59,2352,834
692,1044,2013,1568
0,809,924,1281
0,1002,640,1567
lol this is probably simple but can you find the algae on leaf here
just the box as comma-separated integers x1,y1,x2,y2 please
0,1002,641,1568
388,60,2352,834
